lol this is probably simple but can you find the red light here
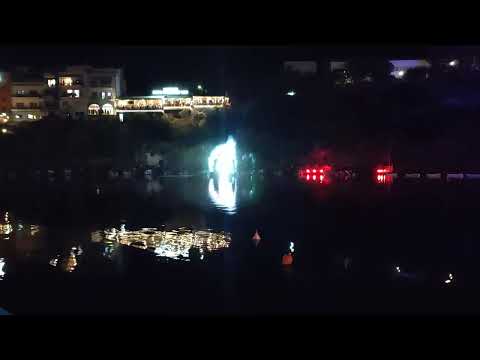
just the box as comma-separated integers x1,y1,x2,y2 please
320,169,324,173
313,175,317,181
306,169,310,173
306,174,310,181
376,165,394,174
320,174,324,182
313,169,317,173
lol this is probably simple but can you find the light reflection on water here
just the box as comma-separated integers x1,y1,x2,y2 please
208,175,237,214
0,258,5,279
49,246,83,272
92,226,231,261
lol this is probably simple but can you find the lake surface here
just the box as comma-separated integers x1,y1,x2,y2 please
2,173,480,315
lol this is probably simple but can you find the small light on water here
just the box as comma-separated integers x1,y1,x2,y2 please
0,258,5,279
445,279,452,284
396,266,401,273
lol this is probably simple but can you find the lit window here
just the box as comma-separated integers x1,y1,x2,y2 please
15,115,21,119
60,77,73,86
101,92,106,100
27,114,35,119
107,92,112,98
47,79,56,87
102,103,113,115
67,89,80,98
16,89,25,95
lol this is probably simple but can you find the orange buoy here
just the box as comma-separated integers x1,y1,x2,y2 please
282,253,293,266
252,230,261,247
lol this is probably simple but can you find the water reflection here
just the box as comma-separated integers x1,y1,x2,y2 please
0,258,5,279
49,246,83,272
208,175,237,214
93,226,231,261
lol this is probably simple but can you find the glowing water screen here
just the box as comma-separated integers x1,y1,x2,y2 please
208,136,237,177
208,136,237,213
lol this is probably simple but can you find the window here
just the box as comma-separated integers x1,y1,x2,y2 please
102,103,113,115
67,89,80,98
60,77,73,86
30,102,37,108
107,92,112,99
47,79,56,87
15,114,21,119
16,89,25,95
88,104,100,115
16,103,25,108
101,91,106,100
27,114,35,120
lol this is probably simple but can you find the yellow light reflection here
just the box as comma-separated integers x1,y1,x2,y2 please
97,227,231,261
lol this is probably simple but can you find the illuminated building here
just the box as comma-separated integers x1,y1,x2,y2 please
116,87,230,115
58,66,125,118
3,66,125,121
94,226,231,261
0,71,11,116
10,68,47,121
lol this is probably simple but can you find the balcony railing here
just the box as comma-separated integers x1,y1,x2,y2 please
12,92,42,97
59,80,83,87
60,93,80,98
12,105,44,110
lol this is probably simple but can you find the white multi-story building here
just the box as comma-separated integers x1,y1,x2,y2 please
11,79,46,121
56,66,125,119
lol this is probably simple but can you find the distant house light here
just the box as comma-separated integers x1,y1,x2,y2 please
197,85,202,90
398,70,405,77
286,90,296,96
449,60,458,67
152,87,189,96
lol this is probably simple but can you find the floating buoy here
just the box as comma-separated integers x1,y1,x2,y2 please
282,253,293,266
252,230,261,247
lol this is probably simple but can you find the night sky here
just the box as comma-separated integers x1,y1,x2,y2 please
0,45,478,97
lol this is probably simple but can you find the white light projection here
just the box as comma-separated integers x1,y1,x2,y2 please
208,136,237,176
208,136,237,214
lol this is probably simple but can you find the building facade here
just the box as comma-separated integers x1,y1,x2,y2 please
4,65,125,122
0,71,11,115
11,78,46,121
115,87,230,117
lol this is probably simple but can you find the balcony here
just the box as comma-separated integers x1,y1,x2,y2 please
12,105,44,110
59,79,83,87
60,92,80,99
12,92,42,97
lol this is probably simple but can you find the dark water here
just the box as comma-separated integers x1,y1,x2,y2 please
1,174,480,315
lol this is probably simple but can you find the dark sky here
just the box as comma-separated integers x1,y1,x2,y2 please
0,45,478,96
